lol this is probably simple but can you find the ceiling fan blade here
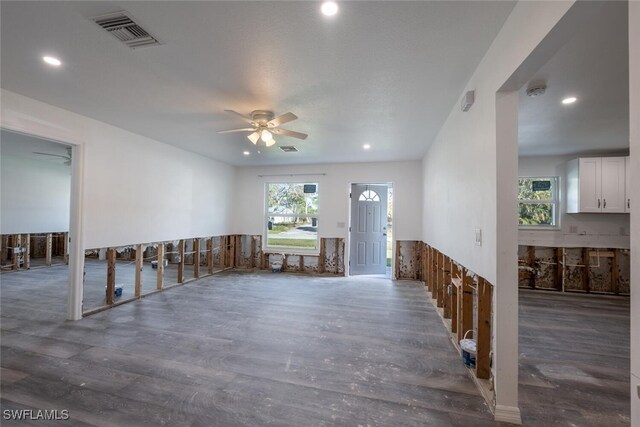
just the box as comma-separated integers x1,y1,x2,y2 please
272,128,308,140
268,112,297,127
33,152,69,159
224,110,254,124
217,127,256,134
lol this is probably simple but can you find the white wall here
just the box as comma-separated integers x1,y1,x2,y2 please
1,145,71,234
0,89,235,249
233,161,422,241
518,155,630,248
421,1,577,420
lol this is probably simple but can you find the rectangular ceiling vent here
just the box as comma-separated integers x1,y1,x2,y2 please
92,12,161,49
279,146,298,153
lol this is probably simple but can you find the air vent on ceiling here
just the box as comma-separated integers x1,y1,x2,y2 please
92,12,161,49
280,146,298,153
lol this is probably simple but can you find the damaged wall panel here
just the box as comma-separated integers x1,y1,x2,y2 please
396,240,421,280
518,245,630,295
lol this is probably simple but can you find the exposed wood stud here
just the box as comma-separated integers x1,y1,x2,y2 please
451,261,459,334
476,277,492,379
193,238,200,278
207,238,214,274
11,235,20,270
299,254,304,272
135,244,143,297
442,255,451,319
612,249,619,295
230,236,236,268
45,233,53,266
431,249,438,300
555,247,563,291
582,247,590,293
335,238,340,275
157,243,165,290
411,242,418,280
527,245,536,288
23,234,30,270
282,254,288,271
318,238,325,274
64,232,69,264
436,252,444,308
341,240,345,276
395,241,401,280
106,248,116,306
178,239,185,283
250,236,256,269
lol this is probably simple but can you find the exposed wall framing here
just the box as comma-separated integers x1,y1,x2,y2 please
1,232,68,272
401,242,494,385
517,245,630,295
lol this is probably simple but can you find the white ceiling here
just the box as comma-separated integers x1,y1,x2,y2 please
0,1,516,166
518,0,629,157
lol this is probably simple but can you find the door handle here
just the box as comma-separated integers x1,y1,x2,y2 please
383,233,387,236
603,199,607,208
598,199,601,208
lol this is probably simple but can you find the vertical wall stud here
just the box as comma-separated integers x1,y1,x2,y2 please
106,248,116,306
157,243,165,290
319,238,325,274
23,234,30,270
193,238,200,279
178,239,185,283
443,255,451,319
207,237,214,275
476,277,492,379
45,233,53,266
135,244,143,297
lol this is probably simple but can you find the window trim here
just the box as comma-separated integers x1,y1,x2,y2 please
518,176,561,230
264,182,320,253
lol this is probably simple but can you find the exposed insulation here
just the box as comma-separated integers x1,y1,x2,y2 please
396,240,420,280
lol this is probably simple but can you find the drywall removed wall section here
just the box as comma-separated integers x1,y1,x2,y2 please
233,161,422,241
1,131,71,234
518,155,630,248
1,89,236,249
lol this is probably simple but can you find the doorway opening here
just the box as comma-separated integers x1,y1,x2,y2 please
0,129,75,319
349,183,393,277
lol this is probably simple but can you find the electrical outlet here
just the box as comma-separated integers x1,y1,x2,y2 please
474,229,482,246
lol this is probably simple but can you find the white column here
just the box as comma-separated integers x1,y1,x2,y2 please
494,90,521,424
629,1,640,423
67,143,85,321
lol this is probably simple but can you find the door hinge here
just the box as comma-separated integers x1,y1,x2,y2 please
349,227,351,232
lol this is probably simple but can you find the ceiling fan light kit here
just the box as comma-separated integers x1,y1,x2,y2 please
218,109,307,148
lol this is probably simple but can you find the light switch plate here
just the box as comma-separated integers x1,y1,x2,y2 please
474,228,482,246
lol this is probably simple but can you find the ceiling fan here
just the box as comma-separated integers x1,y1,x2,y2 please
218,110,308,147
33,147,72,165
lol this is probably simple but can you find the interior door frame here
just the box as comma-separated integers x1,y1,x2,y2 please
346,182,393,277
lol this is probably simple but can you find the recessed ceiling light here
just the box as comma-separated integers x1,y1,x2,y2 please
42,56,62,67
243,151,250,156
363,144,371,150
321,1,339,16
562,96,577,105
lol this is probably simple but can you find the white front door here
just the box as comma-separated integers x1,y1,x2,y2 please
350,184,388,275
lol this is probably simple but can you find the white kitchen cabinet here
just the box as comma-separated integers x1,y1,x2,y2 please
566,156,627,213
625,156,631,212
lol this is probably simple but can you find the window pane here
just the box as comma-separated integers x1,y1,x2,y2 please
518,178,554,201
267,216,318,250
267,183,318,215
518,203,554,225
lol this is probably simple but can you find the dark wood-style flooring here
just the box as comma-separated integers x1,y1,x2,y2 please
1,268,495,426
0,267,631,426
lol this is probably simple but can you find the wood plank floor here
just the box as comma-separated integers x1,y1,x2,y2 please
1,269,497,426
518,290,630,426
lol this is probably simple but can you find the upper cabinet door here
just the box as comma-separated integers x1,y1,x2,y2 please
579,157,602,212
625,156,631,212
601,157,626,213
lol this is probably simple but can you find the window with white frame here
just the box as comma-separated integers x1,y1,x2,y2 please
518,177,559,227
266,183,319,250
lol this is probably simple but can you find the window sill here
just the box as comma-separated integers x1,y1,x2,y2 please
518,226,560,231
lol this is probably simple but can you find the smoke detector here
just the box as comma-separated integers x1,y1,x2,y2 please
526,84,547,97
